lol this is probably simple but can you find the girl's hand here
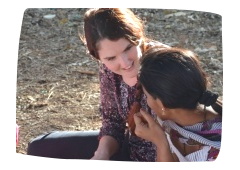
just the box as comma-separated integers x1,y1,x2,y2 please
133,109,165,146
134,109,174,161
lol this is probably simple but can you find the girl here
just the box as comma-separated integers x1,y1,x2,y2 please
134,46,222,161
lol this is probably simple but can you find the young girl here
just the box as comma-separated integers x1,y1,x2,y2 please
134,46,222,161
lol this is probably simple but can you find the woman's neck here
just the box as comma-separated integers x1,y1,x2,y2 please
123,76,137,87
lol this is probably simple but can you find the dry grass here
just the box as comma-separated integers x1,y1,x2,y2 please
16,67,102,154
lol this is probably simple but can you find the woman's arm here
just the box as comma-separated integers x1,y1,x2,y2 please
91,136,119,160
98,64,126,143
92,64,126,159
83,136,114,170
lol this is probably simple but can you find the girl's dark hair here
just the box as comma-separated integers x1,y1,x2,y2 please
139,46,222,113
127,47,222,134
82,8,149,59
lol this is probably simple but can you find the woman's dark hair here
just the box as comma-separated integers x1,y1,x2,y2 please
139,46,222,113
82,8,149,59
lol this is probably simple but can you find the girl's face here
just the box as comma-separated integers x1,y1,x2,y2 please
142,87,166,119
98,38,142,86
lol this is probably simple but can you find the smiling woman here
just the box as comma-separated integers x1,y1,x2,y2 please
27,8,169,161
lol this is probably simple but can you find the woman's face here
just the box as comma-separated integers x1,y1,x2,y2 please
98,38,142,86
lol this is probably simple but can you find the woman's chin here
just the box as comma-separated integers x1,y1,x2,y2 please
123,76,137,87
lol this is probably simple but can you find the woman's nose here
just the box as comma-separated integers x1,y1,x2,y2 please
119,53,131,68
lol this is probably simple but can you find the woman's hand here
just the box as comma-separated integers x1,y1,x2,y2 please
90,136,119,160
83,155,110,170
133,109,165,146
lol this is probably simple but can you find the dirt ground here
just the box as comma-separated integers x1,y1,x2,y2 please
17,9,223,168
16,8,223,155
17,9,223,150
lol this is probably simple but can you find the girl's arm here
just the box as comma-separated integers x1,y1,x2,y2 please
134,109,175,162
155,139,181,170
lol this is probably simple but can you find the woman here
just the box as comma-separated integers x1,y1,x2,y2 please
27,8,168,161
134,46,222,161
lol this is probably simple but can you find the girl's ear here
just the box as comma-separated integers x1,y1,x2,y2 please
156,98,164,109
156,98,167,116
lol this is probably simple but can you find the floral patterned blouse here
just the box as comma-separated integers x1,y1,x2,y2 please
98,63,157,161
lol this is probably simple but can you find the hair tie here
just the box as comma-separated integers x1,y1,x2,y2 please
199,90,218,106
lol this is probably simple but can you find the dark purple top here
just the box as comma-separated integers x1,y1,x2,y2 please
98,63,157,161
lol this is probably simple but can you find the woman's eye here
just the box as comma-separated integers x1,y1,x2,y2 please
125,46,132,51
107,57,115,61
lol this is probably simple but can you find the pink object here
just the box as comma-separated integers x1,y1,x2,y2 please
0,109,18,169
16,124,19,146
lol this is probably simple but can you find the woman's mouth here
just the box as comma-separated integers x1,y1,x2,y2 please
124,62,134,70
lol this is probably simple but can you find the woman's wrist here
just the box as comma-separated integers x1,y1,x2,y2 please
92,151,110,160
91,136,119,160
